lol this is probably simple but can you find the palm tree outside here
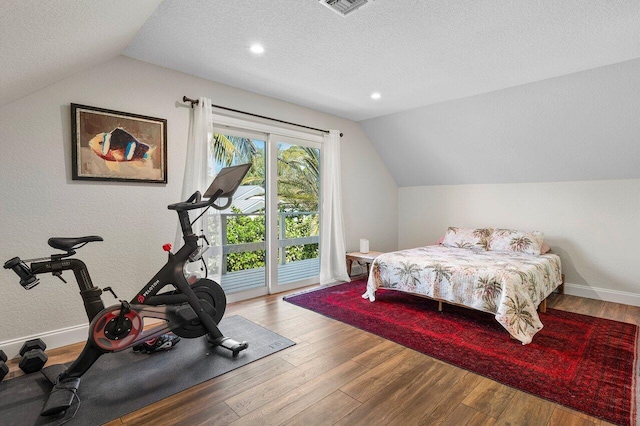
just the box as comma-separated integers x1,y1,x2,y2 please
210,134,320,274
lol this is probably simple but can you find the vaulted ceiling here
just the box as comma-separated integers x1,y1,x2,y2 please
2,0,640,184
0,0,163,108
3,0,639,120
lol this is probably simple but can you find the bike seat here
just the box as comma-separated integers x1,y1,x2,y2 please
48,236,103,252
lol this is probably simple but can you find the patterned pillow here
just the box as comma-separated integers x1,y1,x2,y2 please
489,229,544,255
441,227,493,250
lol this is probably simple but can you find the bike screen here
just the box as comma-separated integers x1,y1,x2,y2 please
203,163,251,200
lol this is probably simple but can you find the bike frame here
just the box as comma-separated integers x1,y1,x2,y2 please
4,164,253,417
29,257,105,322
27,208,224,381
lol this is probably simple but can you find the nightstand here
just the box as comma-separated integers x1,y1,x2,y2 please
346,251,384,278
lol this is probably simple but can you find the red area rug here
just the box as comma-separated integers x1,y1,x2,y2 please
285,280,638,425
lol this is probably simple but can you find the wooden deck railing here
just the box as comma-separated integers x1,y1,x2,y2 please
205,211,320,293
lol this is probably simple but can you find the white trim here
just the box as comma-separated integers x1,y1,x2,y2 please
226,285,268,304
273,276,320,293
0,317,166,359
274,133,322,150
212,114,324,143
0,323,89,359
266,134,278,294
1,282,636,359
564,282,640,307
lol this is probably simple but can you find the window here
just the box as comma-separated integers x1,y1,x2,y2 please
204,115,322,301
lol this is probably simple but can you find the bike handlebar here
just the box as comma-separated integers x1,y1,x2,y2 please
5,186,234,289
187,191,202,203
4,257,40,289
167,189,226,212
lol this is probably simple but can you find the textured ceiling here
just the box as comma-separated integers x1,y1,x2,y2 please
0,0,162,107
124,0,640,121
3,1,640,120
2,1,640,186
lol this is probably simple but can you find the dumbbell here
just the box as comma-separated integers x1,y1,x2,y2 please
0,349,8,381
19,339,48,374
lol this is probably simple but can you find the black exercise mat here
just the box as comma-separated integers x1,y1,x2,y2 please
0,316,294,425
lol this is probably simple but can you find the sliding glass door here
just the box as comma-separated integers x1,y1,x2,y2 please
206,128,267,301
207,120,321,301
268,136,321,293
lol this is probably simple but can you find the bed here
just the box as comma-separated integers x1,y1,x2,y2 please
361,227,564,344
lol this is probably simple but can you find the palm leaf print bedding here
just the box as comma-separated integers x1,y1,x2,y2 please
362,246,562,344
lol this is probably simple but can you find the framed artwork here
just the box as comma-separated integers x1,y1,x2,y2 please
71,104,167,183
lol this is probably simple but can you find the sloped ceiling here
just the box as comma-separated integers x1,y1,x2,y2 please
360,58,640,186
2,1,640,185
124,0,640,122
0,0,162,107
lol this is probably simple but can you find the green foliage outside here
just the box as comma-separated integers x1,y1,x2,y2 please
224,210,319,273
283,213,319,261
211,135,321,273
225,209,265,272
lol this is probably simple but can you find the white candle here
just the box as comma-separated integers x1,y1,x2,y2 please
360,238,369,253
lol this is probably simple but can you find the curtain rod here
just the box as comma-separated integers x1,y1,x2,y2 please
182,96,343,137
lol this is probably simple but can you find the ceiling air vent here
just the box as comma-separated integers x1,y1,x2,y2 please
319,0,372,17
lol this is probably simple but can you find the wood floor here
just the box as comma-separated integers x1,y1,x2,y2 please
4,289,639,425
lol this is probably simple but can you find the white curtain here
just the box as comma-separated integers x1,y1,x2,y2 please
176,97,222,284
319,130,350,285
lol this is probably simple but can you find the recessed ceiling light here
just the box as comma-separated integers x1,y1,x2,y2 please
371,92,381,100
250,44,265,54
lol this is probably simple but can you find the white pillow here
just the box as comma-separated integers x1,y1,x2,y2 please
441,227,492,250
489,229,544,255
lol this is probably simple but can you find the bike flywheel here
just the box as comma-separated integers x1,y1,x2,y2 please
172,278,227,338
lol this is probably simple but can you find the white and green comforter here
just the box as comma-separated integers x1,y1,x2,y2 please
362,246,563,344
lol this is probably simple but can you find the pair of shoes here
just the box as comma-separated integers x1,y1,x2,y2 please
132,333,181,354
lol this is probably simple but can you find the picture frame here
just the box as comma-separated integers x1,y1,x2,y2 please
71,103,167,183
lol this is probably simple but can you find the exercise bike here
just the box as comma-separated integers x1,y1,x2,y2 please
3,163,252,417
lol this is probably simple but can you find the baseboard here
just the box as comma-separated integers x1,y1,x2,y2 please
2,283,637,358
0,318,166,359
564,282,640,307
0,323,89,360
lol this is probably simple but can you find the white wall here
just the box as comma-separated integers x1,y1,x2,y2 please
361,58,640,186
399,180,640,304
387,60,640,306
0,56,398,352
